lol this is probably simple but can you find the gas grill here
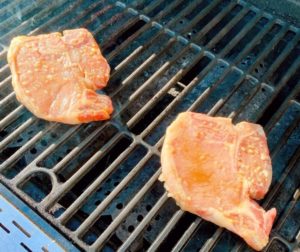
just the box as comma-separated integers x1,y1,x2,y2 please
0,0,300,251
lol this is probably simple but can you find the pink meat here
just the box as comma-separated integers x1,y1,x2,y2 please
160,112,276,251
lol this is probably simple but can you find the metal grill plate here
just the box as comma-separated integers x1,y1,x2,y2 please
0,0,299,251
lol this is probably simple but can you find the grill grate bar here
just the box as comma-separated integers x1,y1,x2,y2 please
154,65,235,148
262,33,300,84
0,105,24,130
218,12,264,58
0,0,76,45
126,45,203,129
0,92,14,107
92,8,132,38
110,36,176,97
11,125,81,186
74,151,153,237
230,82,262,121
269,115,300,158
192,1,237,43
146,0,186,23
60,144,151,225
180,0,222,35
0,0,299,251
121,69,250,250
0,117,36,152
41,132,124,209
127,42,182,91
163,0,206,30
0,75,11,89
265,94,300,133
90,169,162,250
199,227,223,252
51,124,106,173
0,0,49,37
108,27,164,74
106,21,153,62
140,56,217,139
231,19,276,65
140,0,166,15
146,209,185,252
246,24,290,75
0,122,58,173
261,57,300,111
205,7,249,49
171,218,202,252
263,134,300,209
117,194,170,252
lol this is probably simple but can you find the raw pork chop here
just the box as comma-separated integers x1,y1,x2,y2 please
8,28,113,124
160,112,276,251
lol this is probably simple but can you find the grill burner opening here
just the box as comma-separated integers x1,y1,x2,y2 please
0,0,299,251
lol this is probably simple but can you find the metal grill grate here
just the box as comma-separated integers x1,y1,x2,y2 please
0,0,299,251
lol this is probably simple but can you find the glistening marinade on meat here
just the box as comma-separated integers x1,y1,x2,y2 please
160,112,276,251
8,28,113,124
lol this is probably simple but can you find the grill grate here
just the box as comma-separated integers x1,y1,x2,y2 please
0,0,300,251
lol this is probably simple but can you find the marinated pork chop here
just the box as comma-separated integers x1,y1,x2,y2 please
8,28,113,124
160,112,276,251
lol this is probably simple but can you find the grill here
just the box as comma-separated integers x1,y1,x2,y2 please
0,0,300,251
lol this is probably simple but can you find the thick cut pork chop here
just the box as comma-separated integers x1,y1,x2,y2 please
160,112,276,251
8,28,113,124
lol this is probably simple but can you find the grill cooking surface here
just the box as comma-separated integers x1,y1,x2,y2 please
0,0,300,251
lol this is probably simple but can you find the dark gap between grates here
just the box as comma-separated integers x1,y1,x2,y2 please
0,79,13,100
112,181,172,250
278,200,300,241
237,23,282,70
144,61,227,146
251,30,296,80
211,10,256,54
107,31,172,94
64,145,149,228
130,83,184,135
179,55,212,85
198,4,243,46
0,97,21,119
257,71,300,127
270,42,300,85
0,120,56,175
146,0,187,19
158,0,205,27
103,19,147,55
18,172,52,203
39,123,117,169
108,24,161,71
57,135,132,210
55,125,118,182
225,17,269,62
267,238,289,252
155,213,196,251
184,0,232,41
179,0,212,25
182,221,218,250
195,68,243,114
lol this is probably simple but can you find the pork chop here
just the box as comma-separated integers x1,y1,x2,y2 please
160,112,276,251
8,28,113,124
